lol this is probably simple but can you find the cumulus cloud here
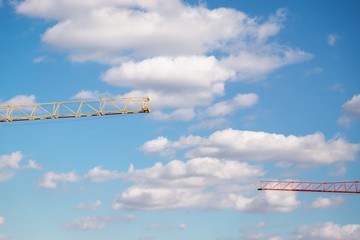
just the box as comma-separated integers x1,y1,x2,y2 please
25,160,42,169
72,90,112,100
0,151,40,182
65,215,134,230
231,190,300,212
141,135,203,156
110,157,299,212
84,166,123,182
0,151,22,170
0,95,38,122
38,171,79,189
151,108,196,122
125,157,263,186
338,94,360,127
142,129,360,167
113,158,300,213
15,1,311,113
205,93,258,117
222,48,312,81
307,196,344,209
102,56,233,90
189,117,228,131
292,222,360,240
102,55,231,110
16,1,250,59
0,216,5,225
0,95,36,105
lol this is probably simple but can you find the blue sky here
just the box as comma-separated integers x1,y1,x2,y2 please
0,0,360,240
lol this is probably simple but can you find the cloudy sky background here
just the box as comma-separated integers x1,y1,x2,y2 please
0,0,360,240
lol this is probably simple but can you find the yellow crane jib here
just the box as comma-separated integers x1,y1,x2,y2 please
0,96,150,122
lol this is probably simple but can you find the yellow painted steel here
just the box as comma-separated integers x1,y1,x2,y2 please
0,96,150,122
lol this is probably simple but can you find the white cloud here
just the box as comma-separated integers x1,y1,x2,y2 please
24,160,42,169
268,237,284,240
292,222,360,240
113,183,299,212
141,136,170,155
0,152,40,182
189,117,228,131
0,151,22,170
111,157,292,211
206,93,258,117
231,190,300,212
0,216,5,225
338,115,352,128
117,158,263,206
113,186,208,210
102,51,307,111
76,200,102,211
222,48,312,81
151,108,196,122
38,171,79,189
65,215,134,230
127,157,263,185
15,1,311,113
102,55,231,110
102,56,233,90
0,152,39,182
84,166,123,182
338,94,360,127
0,96,39,122
148,222,187,231
143,129,360,167
327,33,340,46
1,95,36,105
179,223,187,229
141,135,203,156
342,94,360,118
72,90,112,100
17,1,250,59
307,196,344,209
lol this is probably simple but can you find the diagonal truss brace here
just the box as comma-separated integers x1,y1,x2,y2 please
0,96,150,122
258,180,360,194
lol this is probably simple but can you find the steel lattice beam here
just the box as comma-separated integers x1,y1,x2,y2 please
258,180,360,194
0,96,150,122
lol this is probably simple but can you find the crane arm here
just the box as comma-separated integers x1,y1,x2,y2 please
0,96,150,122
258,180,360,194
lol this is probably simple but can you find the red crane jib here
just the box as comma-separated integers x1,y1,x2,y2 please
258,180,360,194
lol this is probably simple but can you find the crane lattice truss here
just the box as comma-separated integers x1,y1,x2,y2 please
0,96,150,122
258,180,360,194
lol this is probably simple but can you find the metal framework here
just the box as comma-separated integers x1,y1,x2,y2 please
0,96,150,122
258,180,360,194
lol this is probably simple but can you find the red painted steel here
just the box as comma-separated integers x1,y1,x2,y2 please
258,180,360,193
